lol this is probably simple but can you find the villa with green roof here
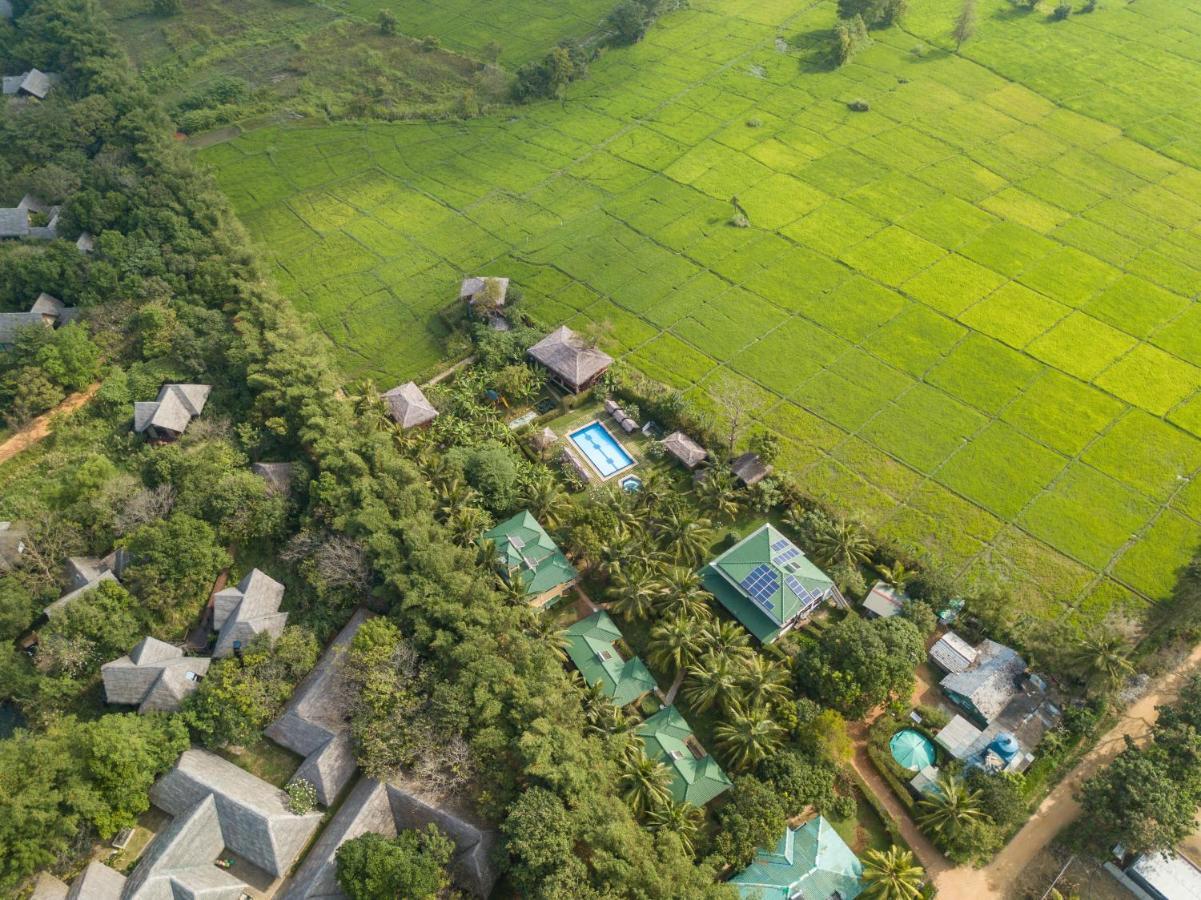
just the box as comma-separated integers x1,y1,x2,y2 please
482,511,578,608
730,816,864,900
564,611,657,706
700,524,836,643
636,706,731,806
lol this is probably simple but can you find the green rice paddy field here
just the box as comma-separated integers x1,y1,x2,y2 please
202,0,1201,626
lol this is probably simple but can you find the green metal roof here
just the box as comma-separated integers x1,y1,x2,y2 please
482,511,577,598
729,815,864,900
636,706,731,807
564,611,657,706
700,524,833,643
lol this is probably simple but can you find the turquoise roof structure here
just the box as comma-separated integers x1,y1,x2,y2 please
481,511,577,600
564,610,657,706
636,706,731,806
700,524,834,642
730,815,864,900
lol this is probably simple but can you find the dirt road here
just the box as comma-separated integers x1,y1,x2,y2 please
933,643,1201,898
0,383,99,465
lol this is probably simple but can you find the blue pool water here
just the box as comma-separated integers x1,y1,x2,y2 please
569,422,636,479
620,475,642,492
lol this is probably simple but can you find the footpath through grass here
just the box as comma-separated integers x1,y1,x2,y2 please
203,0,1201,630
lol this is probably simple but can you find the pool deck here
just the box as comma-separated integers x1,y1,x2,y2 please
567,419,638,482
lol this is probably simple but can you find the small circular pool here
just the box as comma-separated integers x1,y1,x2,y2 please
889,728,936,771
619,475,642,492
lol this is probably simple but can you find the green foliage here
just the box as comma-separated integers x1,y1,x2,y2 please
181,628,318,748
513,43,590,102
501,787,576,893
151,0,181,14
714,776,788,869
335,826,453,900
861,845,925,899
837,0,907,28
36,581,145,685
0,322,101,424
450,440,523,514
377,9,398,34
0,713,188,892
953,0,978,49
286,778,318,814
118,515,231,630
757,750,838,815
608,1,651,45
1051,1,1072,19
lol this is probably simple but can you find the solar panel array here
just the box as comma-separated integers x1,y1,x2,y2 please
740,564,779,613
785,575,820,608
770,538,790,552
773,546,800,566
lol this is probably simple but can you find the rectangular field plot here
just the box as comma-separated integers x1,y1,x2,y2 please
209,0,1201,618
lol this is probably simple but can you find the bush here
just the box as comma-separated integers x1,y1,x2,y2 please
287,778,318,814
608,1,650,44
847,98,870,112
1051,1,1072,18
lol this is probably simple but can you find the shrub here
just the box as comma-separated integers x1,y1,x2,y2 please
1051,1,1072,18
377,9,397,34
847,98,870,111
287,778,318,814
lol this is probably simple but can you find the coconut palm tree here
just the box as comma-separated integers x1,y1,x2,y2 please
647,799,703,855
652,565,713,620
684,651,742,713
620,747,673,817
1068,630,1135,692
916,773,988,839
573,673,623,734
350,379,391,432
714,700,785,771
812,517,873,571
874,560,914,591
521,472,570,530
694,467,741,522
524,613,570,663
654,505,714,567
607,564,659,622
446,505,492,545
736,653,791,709
648,613,707,704
698,618,751,659
861,846,926,899
495,571,531,606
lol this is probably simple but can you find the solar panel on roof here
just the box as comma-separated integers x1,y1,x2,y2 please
773,546,800,566
509,535,525,550
740,564,779,611
770,538,789,551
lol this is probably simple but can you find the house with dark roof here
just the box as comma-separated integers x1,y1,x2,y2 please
730,451,772,487
211,568,288,657
662,431,707,469
700,523,836,643
729,815,864,899
527,325,613,393
564,610,657,706
43,550,129,618
0,293,79,346
133,383,210,441
280,773,500,899
382,381,438,429
637,706,731,806
102,637,210,714
2,68,57,99
481,511,578,607
266,609,371,806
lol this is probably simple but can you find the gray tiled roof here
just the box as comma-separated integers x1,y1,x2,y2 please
0,311,48,344
941,639,1026,723
0,206,29,236
65,861,125,900
527,326,613,390
382,381,438,429
29,872,69,900
212,568,288,657
18,68,54,99
663,431,707,467
731,451,772,486
102,637,210,713
134,384,211,436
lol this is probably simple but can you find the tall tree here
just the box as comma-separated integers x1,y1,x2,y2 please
648,613,707,703
861,846,926,899
916,773,988,839
715,701,786,771
620,748,674,817
953,0,977,50
335,826,453,900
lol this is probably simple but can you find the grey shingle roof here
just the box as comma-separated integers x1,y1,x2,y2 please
0,206,29,237
150,749,323,878
102,637,210,713
75,231,94,253
43,569,119,618
0,311,49,344
940,639,1026,724
29,292,66,316
18,68,54,99
266,609,371,805
663,431,707,468
460,275,509,306
134,384,211,436
280,774,499,899
731,452,772,486
212,568,288,657
29,872,69,900
527,326,613,391
65,861,125,900
381,381,438,429
121,793,243,900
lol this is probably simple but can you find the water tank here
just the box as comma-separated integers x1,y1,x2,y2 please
989,732,1020,761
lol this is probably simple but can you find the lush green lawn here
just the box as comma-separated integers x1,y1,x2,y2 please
204,0,1201,629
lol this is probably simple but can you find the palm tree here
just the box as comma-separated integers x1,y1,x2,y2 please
874,560,914,591
714,700,785,772
916,773,988,839
1068,630,1135,691
652,565,713,620
737,653,791,709
648,614,707,704
573,673,623,734
654,505,713,567
647,799,703,855
698,618,751,659
812,517,873,571
607,565,658,622
684,651,742,713
694,467,741,522
620,748,673,817
350,378,391,432
521,472,570,529
525,614,570,663
495,571,531,606
861,846,925,899
446,505,492,545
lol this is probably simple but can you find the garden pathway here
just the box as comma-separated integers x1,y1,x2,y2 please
0,382,99,465
931,642,1201,898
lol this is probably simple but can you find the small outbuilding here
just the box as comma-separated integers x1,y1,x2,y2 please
134,383,211,441
929,629,978,674
210,568,288,657
382,381,438,429
730,451,772,487
2,68,56,99
862,580,908,618
102,637,210,714
662,431,707,469
527,325,613,394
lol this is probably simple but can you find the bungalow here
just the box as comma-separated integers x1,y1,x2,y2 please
210,568,288,657
101,636,210,714
564,610,657,706
527,325,613,394
662,431,707,469
43,549,129,618
47,748,323,898
729,815,864,900
862,580,908,619
637,706,731,806
937,636,1027,725
134,383,210,441
481,511,578,607
280,773,500,899
266,609,372,806
700,523,836,643
0,293,79,346
2,68,57,99
730,451,772,487
382,381,438,429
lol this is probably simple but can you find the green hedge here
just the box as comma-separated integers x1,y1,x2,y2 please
867,744,918,814
846,768,911,853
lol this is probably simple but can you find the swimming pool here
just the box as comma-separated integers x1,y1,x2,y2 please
569,421,636,479
889,728,937,772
